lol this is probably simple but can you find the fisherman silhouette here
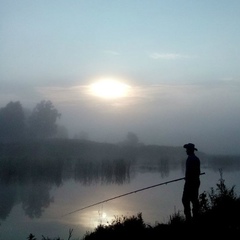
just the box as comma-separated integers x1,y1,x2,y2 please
182,143,201,222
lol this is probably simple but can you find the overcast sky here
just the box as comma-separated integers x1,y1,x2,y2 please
1,0,240,155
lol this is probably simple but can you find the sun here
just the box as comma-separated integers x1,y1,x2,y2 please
88,78,131,99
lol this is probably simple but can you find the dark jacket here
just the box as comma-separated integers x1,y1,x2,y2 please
185,153,200,182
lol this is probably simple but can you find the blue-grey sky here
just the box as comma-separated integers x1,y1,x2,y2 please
1,0,240,154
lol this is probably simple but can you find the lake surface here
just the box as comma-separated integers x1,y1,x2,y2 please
0,141,240,239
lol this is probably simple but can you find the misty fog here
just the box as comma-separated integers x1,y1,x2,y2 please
1,1,240,239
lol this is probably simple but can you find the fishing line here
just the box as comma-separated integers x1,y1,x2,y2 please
61,172,205,217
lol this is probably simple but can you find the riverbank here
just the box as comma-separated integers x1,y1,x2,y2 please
27,174,240,239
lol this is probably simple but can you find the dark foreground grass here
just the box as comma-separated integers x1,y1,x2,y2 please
28,173,240,240
28,211,240,240
81,211,240,240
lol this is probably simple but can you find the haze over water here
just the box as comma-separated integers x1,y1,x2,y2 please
0,140,239,239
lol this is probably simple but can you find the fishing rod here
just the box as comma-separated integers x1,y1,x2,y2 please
62,172,205,217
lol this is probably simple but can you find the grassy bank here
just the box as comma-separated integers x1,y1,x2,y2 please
28,172,240,239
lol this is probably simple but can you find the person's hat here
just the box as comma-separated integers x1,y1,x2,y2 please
183,143,198,151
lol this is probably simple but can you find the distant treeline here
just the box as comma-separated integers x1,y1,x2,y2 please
0,100,144,144
0,100,62,143
0,138,239,185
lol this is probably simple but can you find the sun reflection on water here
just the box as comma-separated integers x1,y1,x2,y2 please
75,207,120,229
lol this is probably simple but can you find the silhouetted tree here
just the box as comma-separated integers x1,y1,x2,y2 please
28,100,61,139
0,101,25,142
124,131,139,146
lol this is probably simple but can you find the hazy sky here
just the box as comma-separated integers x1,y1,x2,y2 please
1,0,240,154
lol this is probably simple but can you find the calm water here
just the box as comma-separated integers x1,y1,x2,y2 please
0,156,240,240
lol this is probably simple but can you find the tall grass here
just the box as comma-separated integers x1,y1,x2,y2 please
28,170,240,239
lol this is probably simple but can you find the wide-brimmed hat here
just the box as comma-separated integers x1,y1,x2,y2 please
183,143,198,151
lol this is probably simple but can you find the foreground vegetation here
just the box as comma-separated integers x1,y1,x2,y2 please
28,171,240,239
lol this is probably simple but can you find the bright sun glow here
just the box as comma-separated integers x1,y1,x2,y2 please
102,212,107,219
89,78,131,99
